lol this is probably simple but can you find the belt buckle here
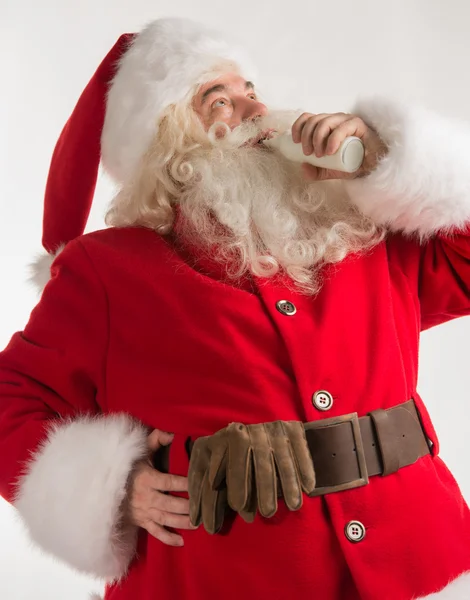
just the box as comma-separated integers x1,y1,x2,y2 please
305,412,369,497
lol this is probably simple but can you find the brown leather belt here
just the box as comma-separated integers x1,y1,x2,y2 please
304,399,431,496
155,400,431,497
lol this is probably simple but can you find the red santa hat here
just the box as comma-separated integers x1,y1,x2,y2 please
33,18,256,288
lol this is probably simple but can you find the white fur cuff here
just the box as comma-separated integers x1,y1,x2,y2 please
14,414,148,580
345,98,470,238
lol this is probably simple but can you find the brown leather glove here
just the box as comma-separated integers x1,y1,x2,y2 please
188,429,231,535
189,421,316,533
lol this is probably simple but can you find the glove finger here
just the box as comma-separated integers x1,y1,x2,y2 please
188,438,210,527
208,438,228,491
249,423,277,518
190,503,203,528
269,422,303,511
201,470,228,534
267,421,303,510
239,507,256,523
214,486,229,533
226,423,252,513
239,459,257,523
284,421,316,494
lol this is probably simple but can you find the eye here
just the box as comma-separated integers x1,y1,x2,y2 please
212,99,227,108
248,94,257,101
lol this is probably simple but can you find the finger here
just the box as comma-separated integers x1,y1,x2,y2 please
153,491,190,515
324,116,367,156
238,459,257,523
299,115,332,156
248,424,278,518
147,428,174,452
226,423,252,512
269,422,303,511
202,472,227,534
291,112,315,144
284,422,316,495
208,435,228,490
311,113,351,157
154,471,189,493
188,437,210,498
292,113,329,144
301,163,354,182
239,507,256,523
188,439,210,527
150,510,196,530
189,488,203,529
214,486,228,534
145,521,184,547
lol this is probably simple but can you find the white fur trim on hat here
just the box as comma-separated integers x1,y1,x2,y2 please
14,414,148,580
101,18,257,183
415,571,470,598
344,98,470,239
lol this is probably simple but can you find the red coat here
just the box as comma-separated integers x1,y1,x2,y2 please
1,222,470,600
2,100,470,600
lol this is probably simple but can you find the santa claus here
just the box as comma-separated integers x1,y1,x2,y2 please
1,16,470,600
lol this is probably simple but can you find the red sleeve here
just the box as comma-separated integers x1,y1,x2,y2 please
388,229,470,331
0,238,107,501
418,229,470,330
342,98,470,331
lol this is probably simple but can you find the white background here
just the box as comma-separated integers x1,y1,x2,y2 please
2,1,470,598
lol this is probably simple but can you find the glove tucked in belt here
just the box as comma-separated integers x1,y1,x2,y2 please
187,400,431,534
189,421,316,534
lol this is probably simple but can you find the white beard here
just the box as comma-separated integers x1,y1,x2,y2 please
171,114,384,294
107,109,384,294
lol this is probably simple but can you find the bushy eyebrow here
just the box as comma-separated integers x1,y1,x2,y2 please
201,81,256,105
201,84,226,104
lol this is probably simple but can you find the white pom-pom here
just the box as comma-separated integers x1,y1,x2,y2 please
29,246,64,294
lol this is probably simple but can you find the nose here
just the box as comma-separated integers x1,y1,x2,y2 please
242,99,268,122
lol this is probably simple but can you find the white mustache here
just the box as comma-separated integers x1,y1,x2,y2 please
207,110,302,149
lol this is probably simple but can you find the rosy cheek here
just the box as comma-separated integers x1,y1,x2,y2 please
205,113,230,129
215,103,234,116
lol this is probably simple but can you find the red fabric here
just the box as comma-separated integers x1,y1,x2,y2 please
42,34,133,253
1,227,470,599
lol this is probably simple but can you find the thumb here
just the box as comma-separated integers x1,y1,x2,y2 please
147,428,174,452
301,163,353,181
